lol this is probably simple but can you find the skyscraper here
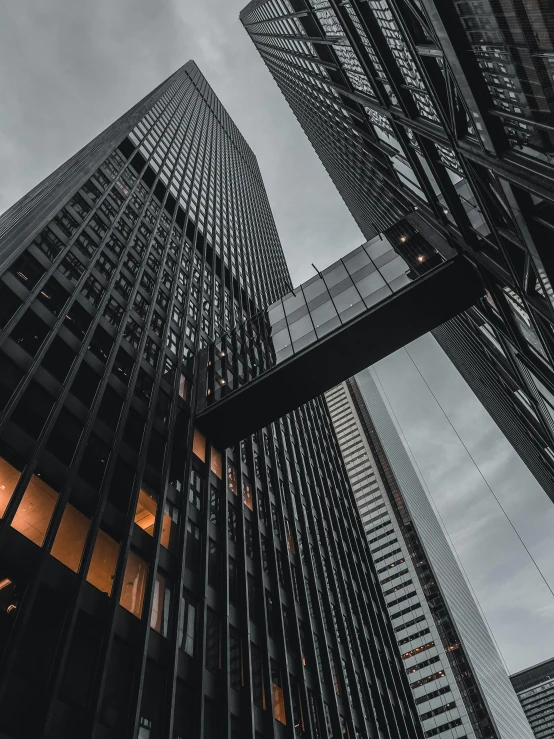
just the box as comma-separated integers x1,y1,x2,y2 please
241,0,554,502
325,371,534,739
511,657,554,739
0,61,425,739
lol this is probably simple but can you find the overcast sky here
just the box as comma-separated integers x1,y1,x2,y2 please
1,0,553,674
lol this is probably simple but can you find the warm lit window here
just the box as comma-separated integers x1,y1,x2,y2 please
227,461,238,495
11,474,59,546
243,477,253,511
0,456,22,517
120,550,148,618
210,446,223,479
192,428,206,461
51,502,89,572
87,529,119,596
134,488,157,535
271,660,286,725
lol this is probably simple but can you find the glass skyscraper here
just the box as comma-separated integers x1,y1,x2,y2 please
0,61,426,739
511,657,554,739
325,370,534,739
241,0,554,503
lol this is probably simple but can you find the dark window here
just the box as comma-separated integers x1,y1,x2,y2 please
135,368,153,402
230,628,243,691
247,575,258,623
0,287,22,328
228,503,238,543
209,485,221,526
251,644,265,708
11,381,54,439
133,291,149,320
10,310,49,356
229,557,239,607
64,300,93,340
42,335,75,381
34,228,64,260
79,434,110,488
9,253,46,289
188,469,202,510
208,539,221,593
97,384,123,430
37,277,70,316
180,592,196,657
205,609,221,673
81,275,104,307
185,520,201,574
123,317,142,350
70,362,101,406
144,337,159,367
113,347,134,385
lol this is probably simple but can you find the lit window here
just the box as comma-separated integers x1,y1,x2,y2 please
0,456,22,517
150,571,171,636
87,529,119,596
192,428,206,461
51,502,89,572
11,475,58,546
134,488,157,535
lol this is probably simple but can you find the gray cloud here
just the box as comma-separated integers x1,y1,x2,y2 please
1,0,552,674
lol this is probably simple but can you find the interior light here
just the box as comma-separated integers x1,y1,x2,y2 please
443,208,449,214
0,578,12,590
417,255,425,262
400,236,407,243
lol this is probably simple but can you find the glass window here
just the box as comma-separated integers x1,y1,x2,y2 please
380,256,408,283
227,461,238,495
51,502,89,572
134,487,157,536
0,456,22,518
282,291,306,316
188,470,202,511
343,248,371,275
185,520,201,573
322,262,348,288
159,500,178,553
271,327,291,353
243,477,253,511
251,644,266,709
208,539,221,592
230,627,243,691
210,447,223,479
271,660,286,725
205,609,222,673
209,485,221,527
11,475,59,546
333,285,362,315
310,300,337,328
288,314,313,342
192,428,206,461
355,271,387,299
179,591,196,657
87,529,120,596
302,276,327,303
150,571,171,637
120,550,148,618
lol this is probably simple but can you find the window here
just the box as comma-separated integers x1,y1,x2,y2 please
188,469,202,511
86,528,120,596
167,329,179,355
209,485,221,527
180,591,196,657
120,550,148,618
229,557,239,607
208,539,221,592
11,474,59,546
251,644,266,708
228,504,238,543
230,628,243,691
150,571,171,637
161,500,179,553
227,461,238,495
50,501,89,572
245,519,254,559
185,520,201,574
205,609,222,673
192,428,206,462
271,660,286,725
243,477,253,511
210,446,222,479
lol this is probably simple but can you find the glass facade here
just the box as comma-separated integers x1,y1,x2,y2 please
0,61,424,739
241,0,554,505
324,370,534,739
511,658,554,739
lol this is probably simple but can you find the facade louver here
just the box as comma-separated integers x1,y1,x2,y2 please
240,0,554,503
0,61,426,739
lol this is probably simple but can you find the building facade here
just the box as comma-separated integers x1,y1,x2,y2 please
324,370,534,739
240,0,554,502
511,658,554,739
0,61,427,739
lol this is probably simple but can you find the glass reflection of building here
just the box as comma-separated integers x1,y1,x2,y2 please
0,61,426,739
325,372,534,739
241,0,554,502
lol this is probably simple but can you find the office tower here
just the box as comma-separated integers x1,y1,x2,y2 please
240,0,554,502
0,61,428,739
324,370,534,739
511,658,554,739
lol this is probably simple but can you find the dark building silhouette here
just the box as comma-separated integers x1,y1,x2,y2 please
511,657,554,738
241,0,554,502
0,61,429,739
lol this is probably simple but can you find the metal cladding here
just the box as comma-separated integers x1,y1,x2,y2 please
241,0,554,504
0,61,424,739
